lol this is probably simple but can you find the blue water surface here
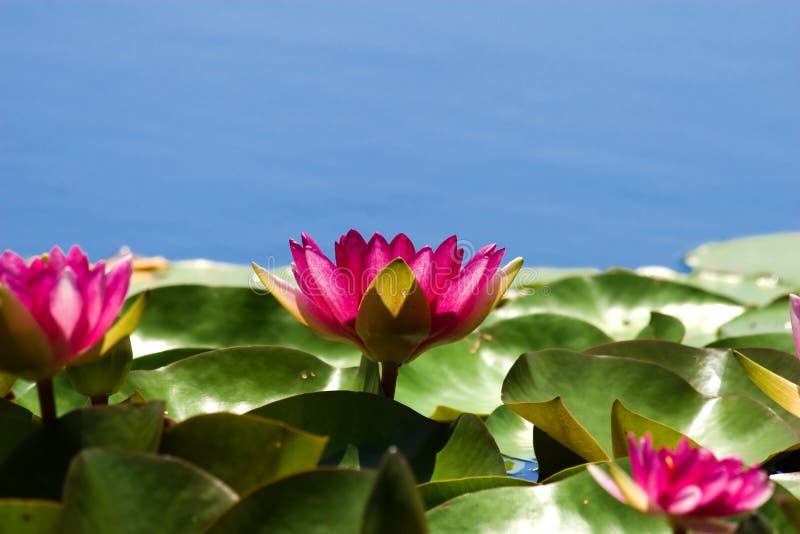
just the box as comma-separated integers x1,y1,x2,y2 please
2,1,798,269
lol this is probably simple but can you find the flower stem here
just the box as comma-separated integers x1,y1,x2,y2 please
91,395,109,406
380,362,400,400
36,377,57,425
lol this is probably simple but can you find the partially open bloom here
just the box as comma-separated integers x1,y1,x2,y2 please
253,230,523,366
791,294,800,359
588,434,774,533
0,246,133,380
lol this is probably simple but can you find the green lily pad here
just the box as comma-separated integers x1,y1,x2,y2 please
610,400,698,458
396,314,613,417
707,333,797,354
685,233,800,286
502,349,799,464
14,372,88,417
634,311,685,342
60,449,238,533
0,402,164,500
0,499,61,533
121,346,362,421
128,285,361,367
129,260,257,295
160,413,329,494
207,469,375,534
484,405,534,460
584,341,800,429
684,271,795,307
719,297,794,338
430,414,505,481
131,347,211,370
425,467,668,533
362,449,428,534
418,476,534,510
250,391,452,482
488,272,744,346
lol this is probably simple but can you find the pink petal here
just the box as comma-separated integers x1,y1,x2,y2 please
790,294,800,359
409,247,434,300
389,233,416,263
47,246,67,271
335,230,368,296
431,235,463,294
300,232,324,255
0,250,28,278
49,268,83,340
667,485,703,515
66,245,91,279
587,465,627,504
84,258,131,351
362,233,393,289
303,247,359,325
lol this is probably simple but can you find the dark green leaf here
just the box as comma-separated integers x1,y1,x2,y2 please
362,449,428,534
430,414,505,481
0,499,61,533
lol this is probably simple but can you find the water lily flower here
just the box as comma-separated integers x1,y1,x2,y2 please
0,246,137,383
791,294,800,359
588,434,774,534
253,230,522,398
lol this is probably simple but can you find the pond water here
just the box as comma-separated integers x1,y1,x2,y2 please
2,1,798,269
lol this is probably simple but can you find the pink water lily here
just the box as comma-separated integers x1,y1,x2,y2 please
791,294,800,359
588,434,774,533
253,230,522,397
0,246,133,381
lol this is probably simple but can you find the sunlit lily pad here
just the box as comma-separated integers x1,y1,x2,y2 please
119,346,363,421
685,233,800,286
396,314,612,417
718,297,794,338
502,349,799,464
488,272,744,345
0,500,61,534
127,285,361,367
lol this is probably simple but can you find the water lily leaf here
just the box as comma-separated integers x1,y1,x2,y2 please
127,285,361,367
60,449,238,534
249,391,451,482
534,425,592,480
488,272,744,345
719,297,794,338
425,467,668,533
610,399,698,458
396,314,613,417
634,311,684,342
362,449,428,534
485,405,534,460
160,412,329,494
0,402,164,500
207,469,375,534
0,372,15,397
734,351,800,418
129,259,258,294
707,333,797,354
584,341,800,429
502,349,799,464
684,271,794,307
430,414,505,481
0,499,61,533
121,346,362,421
418,476,533,509
685,233,800,286
131,347,211,370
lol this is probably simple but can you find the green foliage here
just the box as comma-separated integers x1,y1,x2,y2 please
2,234,800,531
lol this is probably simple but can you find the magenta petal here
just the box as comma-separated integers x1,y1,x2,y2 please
303,247,359,325
790,294,800,359
335,230,368,296
389,233,416,263
66,245,91,278
431,235,463,293
587,465,627,504
409,247,434,300
49,268,83,341
300,232,324,254
47,246,67,271
362,233,392,288
667,486,703,515
84,258,131,351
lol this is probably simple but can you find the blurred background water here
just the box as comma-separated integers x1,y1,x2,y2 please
2,1,798,270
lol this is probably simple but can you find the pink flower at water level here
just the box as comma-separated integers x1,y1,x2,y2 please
790,294,800,359
0,246,136,382
588,434,774,534
253,230,522,398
